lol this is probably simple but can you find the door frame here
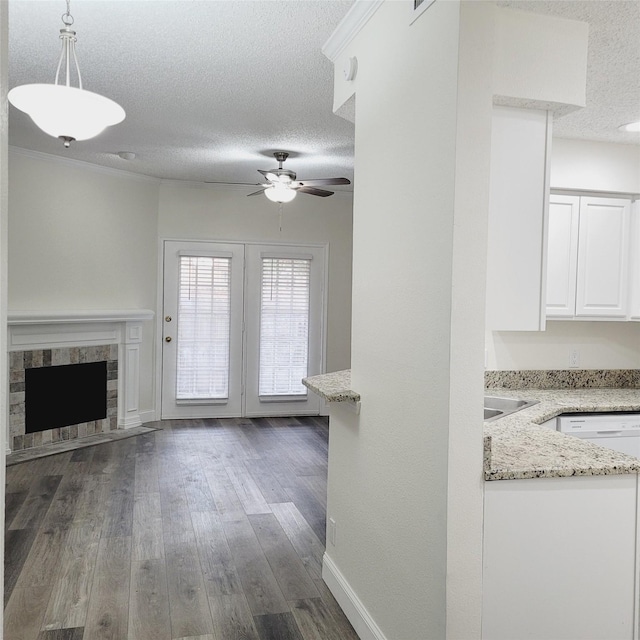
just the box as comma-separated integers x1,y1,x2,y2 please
153,237,329,421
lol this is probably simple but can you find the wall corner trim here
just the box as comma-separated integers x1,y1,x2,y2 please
322,553,388,640
322,0,384,62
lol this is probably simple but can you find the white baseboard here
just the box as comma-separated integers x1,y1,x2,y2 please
322,553,388,640
139,410,157,424
119,417,142,430
119,409,157,429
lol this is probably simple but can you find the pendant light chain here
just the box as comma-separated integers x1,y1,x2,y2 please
62,0,73,25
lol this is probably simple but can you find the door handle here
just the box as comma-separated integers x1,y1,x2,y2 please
165,336,172,342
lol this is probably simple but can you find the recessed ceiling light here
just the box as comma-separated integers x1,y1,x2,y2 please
618,121,640,133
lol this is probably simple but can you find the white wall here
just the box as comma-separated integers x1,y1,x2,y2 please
324,2,488,638
0,0,8,629
488,138,640,371
157,182,353,375
9,151,159,311
487,321,640,370
8,151,161,414
551,138,640,193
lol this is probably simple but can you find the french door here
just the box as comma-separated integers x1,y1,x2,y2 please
161,240,325,418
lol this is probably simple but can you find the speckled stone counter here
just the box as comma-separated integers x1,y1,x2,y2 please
302,370,360,403
304,372,640,481
485,388,640,481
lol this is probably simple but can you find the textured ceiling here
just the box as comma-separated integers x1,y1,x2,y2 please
498,0,640,146
7,1,640,186
8,0,356,185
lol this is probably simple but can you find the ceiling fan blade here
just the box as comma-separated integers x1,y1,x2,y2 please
296,186,334,197
297,177,351,187
247,188,267,196
205,181,259,186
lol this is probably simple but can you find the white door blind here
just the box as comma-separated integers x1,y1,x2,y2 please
259,257,310,396
177,256,231,400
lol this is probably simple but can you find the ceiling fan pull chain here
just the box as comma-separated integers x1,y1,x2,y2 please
279,203,283,232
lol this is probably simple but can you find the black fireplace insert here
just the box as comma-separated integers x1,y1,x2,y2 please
25,361,108,434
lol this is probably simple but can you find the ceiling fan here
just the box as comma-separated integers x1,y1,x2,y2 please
247,152,351,203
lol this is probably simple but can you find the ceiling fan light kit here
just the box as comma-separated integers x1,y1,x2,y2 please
8,0,125,148
251,152,351,203
265,183,297,203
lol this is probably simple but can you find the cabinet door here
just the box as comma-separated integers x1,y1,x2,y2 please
546,195,579,317
485,106,552,331
483,475,637,640
575,197,631,318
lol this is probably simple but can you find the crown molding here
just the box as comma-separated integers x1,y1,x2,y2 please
322,0,384,62
159,179,259,191
9,146,161,184
8,148,355,197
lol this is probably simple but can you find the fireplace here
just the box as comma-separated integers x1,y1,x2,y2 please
25,361,109,434
8,310,153,452
10,344,118,450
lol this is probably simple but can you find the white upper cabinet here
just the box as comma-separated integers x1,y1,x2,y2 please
486,106,552,332
546,195,632,320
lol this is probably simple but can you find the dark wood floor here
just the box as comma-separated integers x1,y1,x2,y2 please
4,416,359,640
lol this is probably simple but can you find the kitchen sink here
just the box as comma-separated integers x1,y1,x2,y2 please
484,395,539,421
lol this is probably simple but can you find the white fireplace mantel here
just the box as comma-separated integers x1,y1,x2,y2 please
8,309,154,325
7,309,154,432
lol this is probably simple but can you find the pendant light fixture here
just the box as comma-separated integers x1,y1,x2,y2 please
8,0,125,148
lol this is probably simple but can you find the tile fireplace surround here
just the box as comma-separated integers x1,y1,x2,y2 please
7,310,154,453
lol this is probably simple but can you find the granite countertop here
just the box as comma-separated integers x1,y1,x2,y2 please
484,388,640,481
303,370,640,481
302,370,360,403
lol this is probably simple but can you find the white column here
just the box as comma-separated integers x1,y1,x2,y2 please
118,320,144,429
